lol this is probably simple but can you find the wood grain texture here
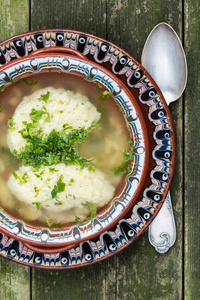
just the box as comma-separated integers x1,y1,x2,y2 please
184,0,200,299
30,1,184,299
0,0,29,41
0,1,30,299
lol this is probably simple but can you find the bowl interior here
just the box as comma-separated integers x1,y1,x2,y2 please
0,52,148,247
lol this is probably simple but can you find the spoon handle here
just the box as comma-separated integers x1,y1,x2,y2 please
148,191,176,253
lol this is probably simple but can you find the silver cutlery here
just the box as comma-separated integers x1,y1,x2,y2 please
141,22,187,253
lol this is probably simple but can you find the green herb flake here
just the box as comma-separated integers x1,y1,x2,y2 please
75,216,83,227
45,216,53,227
54,199,63,205
49,167,59,173
32,201,42,209
21,172,28,183
12,171,18,179
88,166,95,172
8,117,16,128
0,107,2,112
14,78,38,86
114,138,134,176
85,201,96,222
0,205,5,213
70,178,74,183
84,74,92,81
51,177,66,199
98,90,111,102
16,124,97,168
29,106,50,123
38,91,50,103
34,186,39,196
0,86,5,91
45,216,61,228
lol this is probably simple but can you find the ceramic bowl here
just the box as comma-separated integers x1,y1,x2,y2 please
0,47,148,247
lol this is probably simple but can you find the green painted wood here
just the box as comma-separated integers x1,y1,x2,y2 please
29,1,184,299
184,0,200,299
0,1,30,300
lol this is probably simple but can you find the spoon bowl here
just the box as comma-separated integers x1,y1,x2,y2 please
141,22,187,104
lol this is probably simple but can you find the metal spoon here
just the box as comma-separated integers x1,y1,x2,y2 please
141,23,187,253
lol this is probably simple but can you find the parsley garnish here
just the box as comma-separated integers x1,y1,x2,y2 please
49,167,59,173
54,199,63,205
84,74,92,81
0,107,2,112
12,171,28,184
32,201,42,209
45,216,61,228
29,106,50,123
45,216,53,227
114,138,135,176
88,166,95,172
16,124,98,168
38,91,50,103
85,201,96,222
14,78,38,86
75,216,83,227
98,90,111,101
51,177,66,198
0,205,5,213
0,86,5,91
12,171,18,179
8,117,16,128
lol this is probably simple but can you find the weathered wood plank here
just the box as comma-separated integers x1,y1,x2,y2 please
30,1,183,299
0,1,30,299
0,0,29,41
184,0,200,299
31,0,107,39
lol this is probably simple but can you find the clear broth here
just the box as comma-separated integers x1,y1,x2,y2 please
0,72,130,226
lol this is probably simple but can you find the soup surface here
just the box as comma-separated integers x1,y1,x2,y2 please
0,72,130,227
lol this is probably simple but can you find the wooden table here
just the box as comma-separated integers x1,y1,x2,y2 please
0,0,198,299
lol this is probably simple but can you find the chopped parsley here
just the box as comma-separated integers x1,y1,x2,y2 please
12,171,18,179
98,90,111,101
0,107,2,112
14,78,38,86
49,167,59,173
0,205,5,213
29,106,50,123
75,216,83,227
70,178,74,183
38,91,50,103
54,199,63,205
0,86,5,91
84,74,92,81
34,186,40,196
114,138,135,176
45,216,61,228
88,166,95,172
21,172,28,183
32,201,42,209
45,216,53,227
8,117,16,128
51,177,66,198
12,171,28,184
85,201,96,222
16,122,98,168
